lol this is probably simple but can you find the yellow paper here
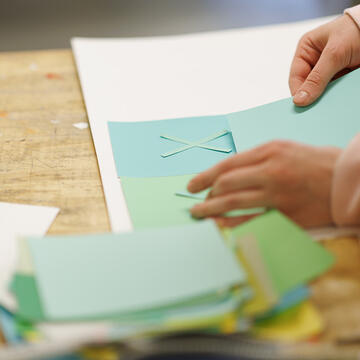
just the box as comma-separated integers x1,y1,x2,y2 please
252,301,323,342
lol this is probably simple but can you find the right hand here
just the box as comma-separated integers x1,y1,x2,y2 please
289,14,360,107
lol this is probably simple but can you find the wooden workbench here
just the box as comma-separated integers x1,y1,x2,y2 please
1,49,360,348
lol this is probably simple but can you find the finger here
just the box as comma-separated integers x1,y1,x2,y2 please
214,213,262,228
190,190,267,218
187,146,268,193
293,42,346,106
289,57,313,96
289,35,322,95
210,166,266,197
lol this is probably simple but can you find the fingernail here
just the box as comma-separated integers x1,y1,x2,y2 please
293,90,309,104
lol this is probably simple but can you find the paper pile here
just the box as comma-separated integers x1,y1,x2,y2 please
2,211,333,358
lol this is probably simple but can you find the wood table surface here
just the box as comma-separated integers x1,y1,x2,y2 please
1,49,360,348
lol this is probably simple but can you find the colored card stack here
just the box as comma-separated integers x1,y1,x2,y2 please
5,211,334,350
9,221,250,341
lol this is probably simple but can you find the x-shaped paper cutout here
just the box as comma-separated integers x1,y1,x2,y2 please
160,130,232,158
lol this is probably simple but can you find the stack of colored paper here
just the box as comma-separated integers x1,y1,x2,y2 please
9,221,250,342
5,211,334,353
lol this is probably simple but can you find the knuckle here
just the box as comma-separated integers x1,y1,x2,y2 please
224,196,238,209
264,140,291,157
325,43,346,65
298,32,312,46
306,69,324,88
216,176,230,192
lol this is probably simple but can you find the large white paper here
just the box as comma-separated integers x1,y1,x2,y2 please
72,17,334,232
0,202,59,310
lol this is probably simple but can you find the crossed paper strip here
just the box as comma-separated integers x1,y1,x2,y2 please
160,130,232,158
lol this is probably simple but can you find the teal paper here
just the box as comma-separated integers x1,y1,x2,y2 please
255,286,309,321
229,69,360,152
27,221,245,320
108,115,235,177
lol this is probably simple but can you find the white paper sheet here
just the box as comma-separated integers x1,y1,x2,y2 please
71,17,334,233
0,202,59,310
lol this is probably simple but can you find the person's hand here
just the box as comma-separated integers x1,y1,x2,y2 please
290,14,360,107
187,141,341,228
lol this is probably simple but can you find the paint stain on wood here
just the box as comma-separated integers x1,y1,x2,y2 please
0,111,8,118
45,73,62,80
26,128,37,135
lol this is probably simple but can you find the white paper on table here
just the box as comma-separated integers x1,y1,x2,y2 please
71,16,335,233
0,202,59,310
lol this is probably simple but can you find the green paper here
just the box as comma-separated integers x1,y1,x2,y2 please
231,210,334,296
27,221,245,321
12,274,45,321
121,174,204,229
121,175,265,230
229,69,360,152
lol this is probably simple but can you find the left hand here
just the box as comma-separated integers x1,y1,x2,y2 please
187,141,341,228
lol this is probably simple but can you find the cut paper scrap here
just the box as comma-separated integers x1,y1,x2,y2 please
229,68,360,153
160,130,232,157
108,115,235,177
175,191,207,201
231,210,334,296
26,221,245,320
73,122,89,130
252,301,324,342
0,202,59,311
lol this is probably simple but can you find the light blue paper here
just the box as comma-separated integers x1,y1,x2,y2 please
229,69,360,152
256,286,310,321
27,221,245,320
0,307,23,344
108,115,235,177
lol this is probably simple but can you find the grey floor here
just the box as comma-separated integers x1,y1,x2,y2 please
0,0,356,52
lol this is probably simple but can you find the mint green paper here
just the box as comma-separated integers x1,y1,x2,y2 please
229,69,360,152
231,211,334,296
27,221,245,320
121,174,204,229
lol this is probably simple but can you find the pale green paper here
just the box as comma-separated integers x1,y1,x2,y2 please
229,69,360,152
231,210,334,296
121,174,203,229
121,175,265,230
27,221,245,320
16,238,34,275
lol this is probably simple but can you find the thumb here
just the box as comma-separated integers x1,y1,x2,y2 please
293,44,345,107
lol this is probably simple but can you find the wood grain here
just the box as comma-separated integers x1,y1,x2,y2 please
0,49,110,234
1,49,360,347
